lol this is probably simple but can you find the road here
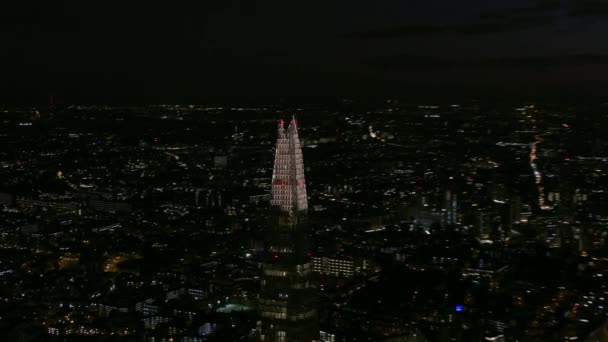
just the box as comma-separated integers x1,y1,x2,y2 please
530,134,552,210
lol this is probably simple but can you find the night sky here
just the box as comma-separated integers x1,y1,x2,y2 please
2,0,608,103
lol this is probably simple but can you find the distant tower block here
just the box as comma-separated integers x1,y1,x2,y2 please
443,190,458,226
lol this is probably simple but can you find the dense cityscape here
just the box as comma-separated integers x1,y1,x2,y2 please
0,100,607,341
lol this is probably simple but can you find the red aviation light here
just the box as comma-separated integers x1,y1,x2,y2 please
273,255,279,259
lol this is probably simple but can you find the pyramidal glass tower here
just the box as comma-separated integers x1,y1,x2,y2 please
271,118,308,214
257,118,318,342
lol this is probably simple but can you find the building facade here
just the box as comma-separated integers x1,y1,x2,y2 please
311,256,372,278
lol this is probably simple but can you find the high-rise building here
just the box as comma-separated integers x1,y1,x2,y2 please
443,189,458,226
270,118,308,214
257,118,318,342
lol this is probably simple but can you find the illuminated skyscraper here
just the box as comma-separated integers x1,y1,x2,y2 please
257,118,318,342
271,118,308,214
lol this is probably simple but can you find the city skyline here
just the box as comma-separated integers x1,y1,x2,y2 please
0,102,607,340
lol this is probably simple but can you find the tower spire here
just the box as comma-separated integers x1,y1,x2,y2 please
271,118,307,213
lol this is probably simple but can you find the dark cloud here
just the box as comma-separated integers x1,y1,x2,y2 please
514,0,563,13
344,14,556,39
484,54,608,68
369,54,608,69
569,0,608,17
480,0,562,19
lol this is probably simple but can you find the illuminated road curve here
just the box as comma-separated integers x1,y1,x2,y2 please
530,134,552,210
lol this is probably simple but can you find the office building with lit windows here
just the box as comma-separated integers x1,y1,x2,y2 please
311,256,372,278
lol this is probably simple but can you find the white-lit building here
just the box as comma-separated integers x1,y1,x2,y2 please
312,256,370,277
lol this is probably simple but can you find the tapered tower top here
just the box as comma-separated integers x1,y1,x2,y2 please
271,118,307,213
